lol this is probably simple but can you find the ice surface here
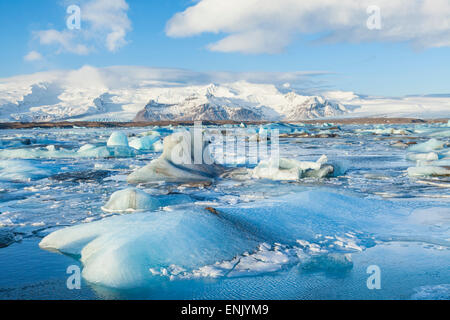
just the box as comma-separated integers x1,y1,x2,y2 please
127,131,224,184
0,160,51,181
101,188,161,213
39,189,444,289
107,132,128,147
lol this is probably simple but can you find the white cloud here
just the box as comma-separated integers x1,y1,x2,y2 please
35,30,90,55
24,51,43,62
166,0,450,53
34,0,131,55
82,0,131,52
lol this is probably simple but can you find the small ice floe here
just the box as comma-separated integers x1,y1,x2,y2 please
406,152,439,161
252,155,334,180
408,138,446,152
407,165,450,177
356,127,412,136
101,188,161,213
127,131,225,184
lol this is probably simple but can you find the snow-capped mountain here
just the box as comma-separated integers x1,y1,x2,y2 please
134,85,348,121
0,66,449,122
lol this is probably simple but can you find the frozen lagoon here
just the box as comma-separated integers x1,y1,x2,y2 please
0,122,449,299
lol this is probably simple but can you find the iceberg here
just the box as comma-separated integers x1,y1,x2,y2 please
408,139,446,152
129,135,160,151
101,188,161,213
252,155,334,180
39,207,260,288
107,132,129,147
127,131,225,184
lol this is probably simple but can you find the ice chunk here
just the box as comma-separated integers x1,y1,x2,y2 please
101,188,161,213
252,155,334,180
127,131,224,184
407,166,450,177
406,152,439,161
77,145,111,158
129,136,160,151
77,145,137,158
107,132,128,147
408,139,445,152
39,207,259,288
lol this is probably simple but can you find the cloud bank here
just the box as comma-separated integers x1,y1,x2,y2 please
166,0,450,53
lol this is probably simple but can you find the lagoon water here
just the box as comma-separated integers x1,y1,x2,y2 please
0,122,449,299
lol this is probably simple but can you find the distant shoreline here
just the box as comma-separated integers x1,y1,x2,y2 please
0,118,448,129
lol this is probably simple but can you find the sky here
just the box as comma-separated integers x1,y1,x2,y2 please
0,0,449,97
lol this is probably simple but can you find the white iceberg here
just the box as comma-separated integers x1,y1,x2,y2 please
252,155,334,180
101,188,161,213
107,132,129,147
127,131,224,184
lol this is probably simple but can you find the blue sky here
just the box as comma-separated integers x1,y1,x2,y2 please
0,0,449,96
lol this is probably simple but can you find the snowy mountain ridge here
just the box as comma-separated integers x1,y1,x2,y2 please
0,66,449,122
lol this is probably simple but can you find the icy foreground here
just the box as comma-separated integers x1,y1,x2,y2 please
39,190,442,289
1,66,449,121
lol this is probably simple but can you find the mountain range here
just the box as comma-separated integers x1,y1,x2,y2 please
0,66,449,122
